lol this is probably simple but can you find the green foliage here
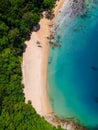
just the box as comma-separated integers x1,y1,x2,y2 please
0,0,63,130
8,28,20,45
22,12,40,29
0,36,9,50
0,22,9,36
43,0,55,10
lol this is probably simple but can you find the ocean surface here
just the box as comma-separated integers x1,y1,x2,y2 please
47,0,98,129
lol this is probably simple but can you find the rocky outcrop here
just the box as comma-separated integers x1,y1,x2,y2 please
69,0,87,16
44,113,87,130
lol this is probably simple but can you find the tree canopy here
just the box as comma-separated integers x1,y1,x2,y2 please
0,0,63,130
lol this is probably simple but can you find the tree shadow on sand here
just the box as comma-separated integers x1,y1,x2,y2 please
23,44,27,53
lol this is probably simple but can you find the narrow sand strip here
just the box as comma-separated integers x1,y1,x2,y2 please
22,0,65,116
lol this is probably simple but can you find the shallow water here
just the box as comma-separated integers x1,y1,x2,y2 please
48,0,98,129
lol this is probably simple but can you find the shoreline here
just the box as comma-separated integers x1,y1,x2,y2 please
22,0,87,129
22,0,65,116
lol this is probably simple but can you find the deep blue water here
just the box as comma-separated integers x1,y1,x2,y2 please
48,0,98,129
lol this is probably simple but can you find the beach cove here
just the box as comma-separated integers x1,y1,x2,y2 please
22,0,83,129
22,0,98,129
22,0,65,120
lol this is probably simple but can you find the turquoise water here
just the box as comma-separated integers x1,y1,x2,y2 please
48,0,98,129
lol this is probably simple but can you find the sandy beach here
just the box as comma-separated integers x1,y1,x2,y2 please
22,0,65,116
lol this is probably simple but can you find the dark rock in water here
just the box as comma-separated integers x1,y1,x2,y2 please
48,61,51,64
53,42,61,47
88,125,98,130
91,66,98,71
95,97,98,103
69,0,88,17
73,28,80,32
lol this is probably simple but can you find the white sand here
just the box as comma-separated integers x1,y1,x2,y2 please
22,0,65,116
